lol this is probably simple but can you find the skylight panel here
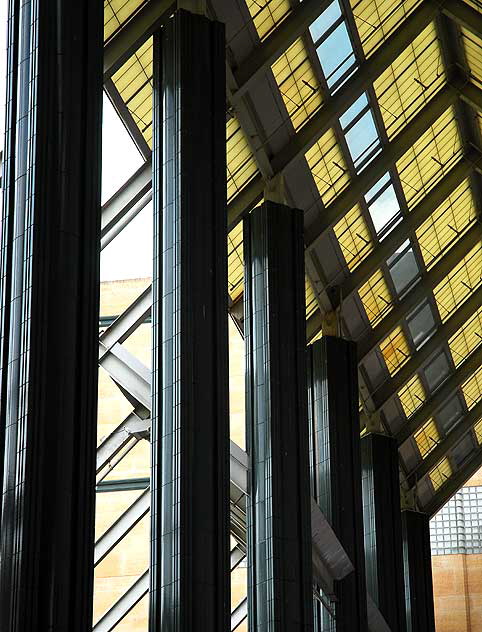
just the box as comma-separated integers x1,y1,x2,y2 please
398,374,425,418
227,223,244,302
365,175,401,237
112,38,153,146
433,243,482,322
305,129,350,204
342,107,381,172
306,278,318,319
309,1,342,44
387,241,419,296
396,108,461,210
226,117,259,202
104,0,146,42
245,0,292,40
462,367,482,411
333,204,373,270
380,325,411,375
416,180,475,270
406,301,436,350
474,417,482,445
349,0,423,57
315,21,357,89
358,269,392,326
374,23,445,138
271,38,323,130
461,27,482,90
429,457,452,491
415,419,440,458
448,307,482,368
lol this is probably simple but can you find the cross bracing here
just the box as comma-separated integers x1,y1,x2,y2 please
91,0,482,627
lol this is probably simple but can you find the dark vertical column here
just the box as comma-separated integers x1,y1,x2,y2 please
0,1,102,630
150,10,229,632
307,337,368,631
244,202,313,632
361,434,406,631
402,510,435,632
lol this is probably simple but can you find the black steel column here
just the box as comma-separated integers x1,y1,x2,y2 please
361,434,406,631
0,0,102,630
402,510,435,632
244,201,313,632
150,10,229,632
307,337,368,631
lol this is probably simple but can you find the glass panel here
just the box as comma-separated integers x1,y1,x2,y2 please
358,269,392,326
415,419,440,458
316,21,357,87
407,302,436,350
448,306,482,368
424,351,451,392
246,0,292,40
333,204,373,270
398,374,425,418
436,395,463,434
380,326,411,375
272,38,323,130
387,243,419,295
309,1,342,44
226,117,259,202
462,367,482,411
306,129,350,204
344,110,381,171
366,180,401,236
429,457,452,490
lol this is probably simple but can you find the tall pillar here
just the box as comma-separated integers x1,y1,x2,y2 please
244,202,313,631
361,434,407,631
307,337,368,631
0,1,102,630
402,510,435,632
150,10,229,632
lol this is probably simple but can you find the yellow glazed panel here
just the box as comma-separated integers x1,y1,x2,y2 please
272,38,323,130
349,0,422,57
433,243,482,322
104,0,146,42
398,374,425,418
306,129,350,205
429,457,452,490
415,419,440,458
333,205,373,271
396,108,461,210
246,0,291,40
226,118,259,203
358,269,392,326
380,326,411,375
374,23,444,139
416,179,475,270
448,307,482,368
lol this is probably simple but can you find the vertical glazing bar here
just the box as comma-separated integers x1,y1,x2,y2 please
244,201,313,632
0,0,103,630
150,9,230,632
402,510,435,632
307,337,368,631
361,434,407,631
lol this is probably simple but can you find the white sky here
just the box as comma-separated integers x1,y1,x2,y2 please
0,9,153,282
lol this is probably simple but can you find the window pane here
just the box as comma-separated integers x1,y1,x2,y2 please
425,352,451,392
388,244,419,295
309,1,341,44
368,182,400,235
316,22,356,87
407,302,436,349
344,110,380,170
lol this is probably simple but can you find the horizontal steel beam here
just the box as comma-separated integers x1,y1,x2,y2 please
423,445,482,517
408,398,482,490
397,343,482,446
104,0,174,79
232,0,332,98
227,0,439,228
357,221,482,362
